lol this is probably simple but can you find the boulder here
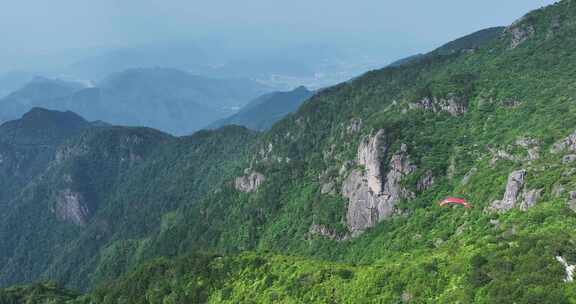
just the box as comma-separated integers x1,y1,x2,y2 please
489,170,526,212
519,188,543,211
551,130,576,153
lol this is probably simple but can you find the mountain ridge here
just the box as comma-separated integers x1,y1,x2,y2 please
1,1,576,302
208,86,314,131
0,68,271,135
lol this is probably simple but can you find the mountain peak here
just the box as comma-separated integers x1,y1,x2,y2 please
21,107,85,123
293,85,310,93
0,108,90,145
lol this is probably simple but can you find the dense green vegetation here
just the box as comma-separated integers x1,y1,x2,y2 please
0,283,79,304
2,0,576,302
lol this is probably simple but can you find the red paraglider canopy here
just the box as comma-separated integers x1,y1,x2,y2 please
439,197,471,208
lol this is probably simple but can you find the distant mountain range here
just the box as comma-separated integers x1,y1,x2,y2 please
66,41,385,90
0,71,36,98
209,86,314,131
0,68,270,135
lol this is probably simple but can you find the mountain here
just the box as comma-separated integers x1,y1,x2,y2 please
0,77,85,122
0,68,271,135
67,42,218,80
387,53,425,68
0,71,35,98
67,41,385,90
0,108,256,289
0,108,93,210
2,0,576,302
432,26,506,55
209,86,314,131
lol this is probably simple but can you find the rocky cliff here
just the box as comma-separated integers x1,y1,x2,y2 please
343,131,416,235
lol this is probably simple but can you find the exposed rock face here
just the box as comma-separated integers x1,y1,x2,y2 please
54,143,89,164
234,171,266,193
516,137,539,148
346,118,363,134
556,256,575,282
489,170,526,212
502,99,522,108
54,189,91,226
551,130,576,153
357,130,388,194
343,137,416,236
119,135,145,164
568,191,576,212
343,170,380,233
506,17,535,49
409,95,467,116
547,15,562,39
563,154,576,164
489,147,518,165
516,137,540,161
401,291,413,303
519,188,543,211
526,147,540,161
308,224,347,241
447,157,456,181
416,170,434,192
489,138,540,165
320,182,335,195
461,167,477,186
552,184,566,198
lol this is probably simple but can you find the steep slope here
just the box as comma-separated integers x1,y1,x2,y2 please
387,26,506,68
209,86,314,131
0,108,92,208
2,1,576,302
432,26,506,55
0,110,257,289
71,1,576,302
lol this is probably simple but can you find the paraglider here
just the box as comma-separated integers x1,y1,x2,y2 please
439,197,471,208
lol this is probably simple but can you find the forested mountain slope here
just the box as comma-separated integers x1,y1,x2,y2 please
2,1,576,303
209,86,314,131
0,108,94,208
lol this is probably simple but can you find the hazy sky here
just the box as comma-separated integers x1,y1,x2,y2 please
0,0,558,71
